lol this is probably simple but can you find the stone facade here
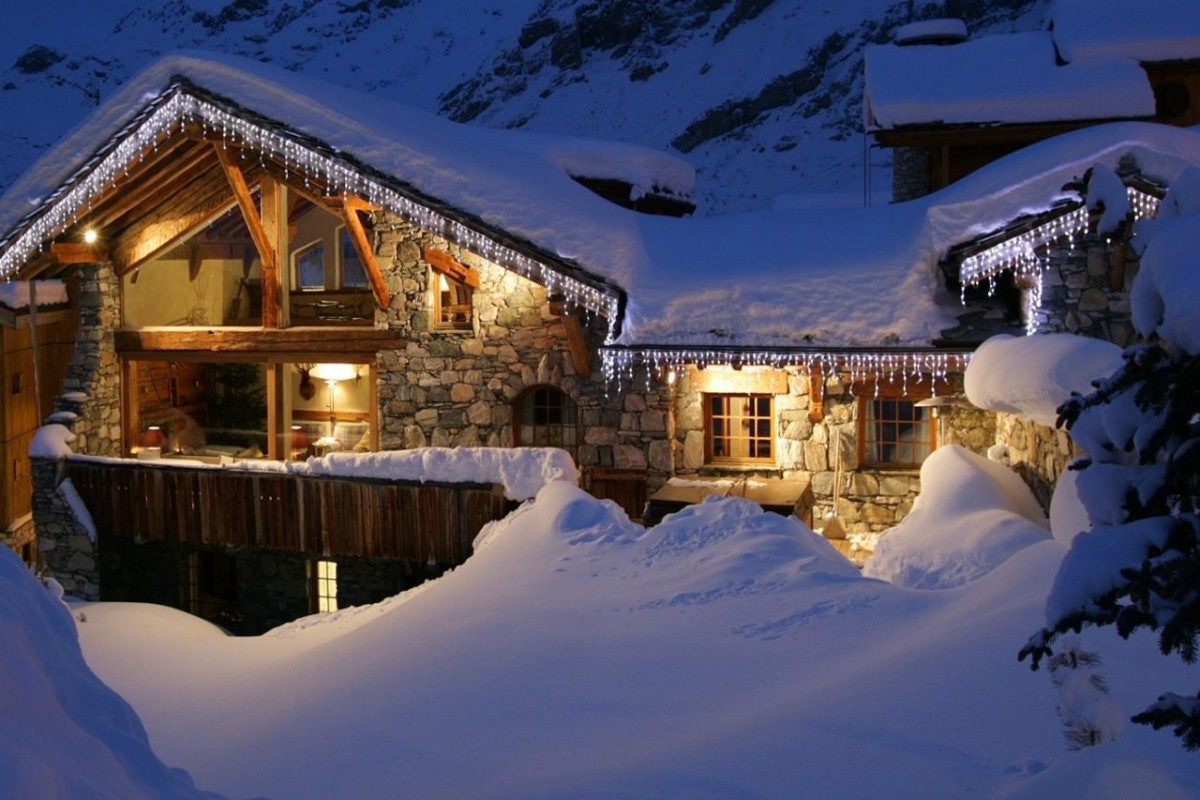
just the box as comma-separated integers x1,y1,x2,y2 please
1033,232,1139,346
671,366,995,533
891,146,932,203
32,458,99,600
370,214,671,492
54,263,123,457
993,412,1081,511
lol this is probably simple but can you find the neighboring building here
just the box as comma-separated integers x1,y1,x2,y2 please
865,0,1200,200
3,48,1198,631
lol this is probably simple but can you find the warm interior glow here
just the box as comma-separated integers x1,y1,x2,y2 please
309,363,358,383
83,229,98,244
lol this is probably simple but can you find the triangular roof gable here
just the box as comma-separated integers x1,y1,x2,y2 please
0,54,693,328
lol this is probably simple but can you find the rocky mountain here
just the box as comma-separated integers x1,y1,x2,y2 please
0,0,1044,213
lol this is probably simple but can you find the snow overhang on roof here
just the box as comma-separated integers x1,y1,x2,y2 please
864,31,1155,131
1050,0,1200,64
0,53,699,332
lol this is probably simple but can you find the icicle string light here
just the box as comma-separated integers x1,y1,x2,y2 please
600,347,971,390
0,84,621,329
960,187,1161,290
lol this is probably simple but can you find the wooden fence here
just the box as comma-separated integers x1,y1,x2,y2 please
67,459,512,564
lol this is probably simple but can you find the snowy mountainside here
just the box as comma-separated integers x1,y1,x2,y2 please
0,0,1044,212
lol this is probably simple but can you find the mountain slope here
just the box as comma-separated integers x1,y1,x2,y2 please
0,0,1045,212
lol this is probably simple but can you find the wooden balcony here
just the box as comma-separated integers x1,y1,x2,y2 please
67,457,512,564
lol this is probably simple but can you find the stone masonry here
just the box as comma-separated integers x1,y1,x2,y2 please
370,213,672,491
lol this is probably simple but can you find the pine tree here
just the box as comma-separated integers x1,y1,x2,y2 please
1019,343,1200,748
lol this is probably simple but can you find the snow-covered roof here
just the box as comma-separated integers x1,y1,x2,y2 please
1050,0,1200,63
0,52,693,319
4,54,1200,362
864,32,1154,130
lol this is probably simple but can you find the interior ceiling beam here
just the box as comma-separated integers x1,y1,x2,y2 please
111,169,236,273
214,144,280,328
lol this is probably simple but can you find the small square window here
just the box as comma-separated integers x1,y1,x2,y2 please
434,272,473,331
705,393,775,464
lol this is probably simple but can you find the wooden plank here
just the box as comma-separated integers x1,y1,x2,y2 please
116,327,404,356
807,365,825,424
215,146,280,328
112,177,236,273
560,313,592,379
689,366,790,396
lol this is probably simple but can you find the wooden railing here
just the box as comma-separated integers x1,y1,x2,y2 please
67,458,512,564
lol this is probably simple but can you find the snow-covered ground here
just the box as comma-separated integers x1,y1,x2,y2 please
0,478,1173,798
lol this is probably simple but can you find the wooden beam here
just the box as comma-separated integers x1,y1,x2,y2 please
115,327,406,358
214,144,280,327
50,242,110,264
111,171,235,273
423,246,480,289
259,175,284,328
560,314,592,378
340,205,391,309
807,365,825,424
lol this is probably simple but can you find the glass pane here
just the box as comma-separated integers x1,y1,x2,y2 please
296,243,325,291
341,230,368,289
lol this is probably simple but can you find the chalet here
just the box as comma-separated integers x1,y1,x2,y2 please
4,43,1199,631
864,0,1200,200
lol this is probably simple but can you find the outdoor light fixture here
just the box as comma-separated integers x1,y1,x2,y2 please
83,228,98,244
915,395,964,446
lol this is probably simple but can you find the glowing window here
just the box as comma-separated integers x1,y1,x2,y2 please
314,559,338,613
434,272,473,330
705,393,774,464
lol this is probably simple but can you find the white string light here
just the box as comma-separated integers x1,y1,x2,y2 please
0,83,622,329
600,347,971,390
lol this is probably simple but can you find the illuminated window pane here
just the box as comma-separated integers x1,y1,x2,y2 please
315,559,338,613
706,393,774,464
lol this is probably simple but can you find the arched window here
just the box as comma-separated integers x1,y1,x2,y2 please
514,386,578,456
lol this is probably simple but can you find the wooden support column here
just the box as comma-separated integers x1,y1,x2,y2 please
807,365,825,424
548,294,592,378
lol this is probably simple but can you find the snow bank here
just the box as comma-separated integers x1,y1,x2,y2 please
0,546,216,798
965,334,1124,427
864,445,1050,589
77,446,577,501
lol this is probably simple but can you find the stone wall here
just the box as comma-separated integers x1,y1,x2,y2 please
892,147,932,202
54,264,123,456
994,412,1081,512
32,262,122,599
1033,232,1138,346
671,366,995,533
371,214,672,495
31,457,99,600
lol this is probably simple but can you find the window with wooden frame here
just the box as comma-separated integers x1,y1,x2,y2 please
291,227,367,292
434,272,473,331
858,390,937,469
705,393,775,464
312,559,338,613
513,385,578,457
